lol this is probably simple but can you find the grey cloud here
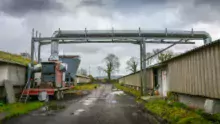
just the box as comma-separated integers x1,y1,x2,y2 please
0,0,64,16
0,0,215,76
59,44,101,54
80,0,166,6
194,0,220,6
78,0,167,15
80,0,167,7
80,0,105,6
176,0,220,25
77,0,220,26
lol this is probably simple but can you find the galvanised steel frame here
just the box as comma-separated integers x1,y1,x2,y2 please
30,28,212,95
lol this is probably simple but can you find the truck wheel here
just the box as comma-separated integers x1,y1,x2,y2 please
60,91,64,100
55,91,61,100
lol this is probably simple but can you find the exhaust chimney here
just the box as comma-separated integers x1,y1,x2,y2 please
48,30,60,61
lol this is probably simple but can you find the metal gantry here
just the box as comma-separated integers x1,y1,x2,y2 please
31,28,212,95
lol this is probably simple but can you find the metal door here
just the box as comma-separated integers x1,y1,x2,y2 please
162,70,167,97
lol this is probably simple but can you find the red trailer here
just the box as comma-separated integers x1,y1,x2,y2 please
20,61,75,102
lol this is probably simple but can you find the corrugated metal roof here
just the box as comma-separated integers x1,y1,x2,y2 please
162,39,220,63
118,40,220,79
59,55,80,58
76,74,90,79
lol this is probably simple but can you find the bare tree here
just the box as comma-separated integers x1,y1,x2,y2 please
20,52,31,59
145,52,153,66
102,54,120,80
78,68,88,76
153,49,174,62
97,66,103,76
152,49,161,54
158,50,174,62
126,57,138,73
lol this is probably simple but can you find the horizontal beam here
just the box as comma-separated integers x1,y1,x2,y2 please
142,39,183,62
40,40,195,45
34,37,203,42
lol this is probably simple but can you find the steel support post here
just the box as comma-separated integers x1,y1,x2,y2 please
139,42,143,95
142,41,147,95
38,43,41,63
31,29,35,65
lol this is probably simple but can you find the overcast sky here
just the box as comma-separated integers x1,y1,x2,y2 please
0,0,220,76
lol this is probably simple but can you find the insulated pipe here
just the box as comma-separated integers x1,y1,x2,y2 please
48,30,60,61
46,29,211,62
38,43,41,63
51,29,212,44
48,40,59,61
31,29,35,65
38,33,42,63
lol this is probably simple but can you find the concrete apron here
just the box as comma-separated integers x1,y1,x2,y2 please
204,99,220,114
141,96,163,101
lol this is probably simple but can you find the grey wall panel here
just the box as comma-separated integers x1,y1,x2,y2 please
168,42,220,99
118,69,154,89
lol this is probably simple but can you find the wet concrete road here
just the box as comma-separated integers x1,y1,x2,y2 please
4,84,150,124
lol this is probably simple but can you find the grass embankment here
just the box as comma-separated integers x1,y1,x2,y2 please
73,84,99,91
145,100,212,124
114,83,141,98
0,102,44,121
114,83,220,124
0,51,31,65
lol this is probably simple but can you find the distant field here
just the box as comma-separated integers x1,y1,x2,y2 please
67,84,99,91
74,83,99,90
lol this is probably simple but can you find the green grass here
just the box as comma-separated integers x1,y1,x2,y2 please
114,83,141,98
0,51,32,65
0,102,3,107
145,100,212,124
0,102,44,121
72,84,99,91
113,84,220,123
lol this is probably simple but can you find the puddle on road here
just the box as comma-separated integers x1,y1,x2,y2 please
31,109,55,116
111,100,117,103
111,91,125,95
71,109,85,116
31,103,66,117
132,112,138,116
82,98,97,106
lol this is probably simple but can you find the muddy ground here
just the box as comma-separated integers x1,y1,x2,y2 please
3,84,153,124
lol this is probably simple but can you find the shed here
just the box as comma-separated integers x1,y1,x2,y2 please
0,59,27,100
118,40,220,113
162,40,220,99
118,64,164,92
153,40,220,113
74,74,91,85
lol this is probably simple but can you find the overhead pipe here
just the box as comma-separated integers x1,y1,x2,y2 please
31,29,35,65
51,29,212,44
47,28,211,62
39,40,195,45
